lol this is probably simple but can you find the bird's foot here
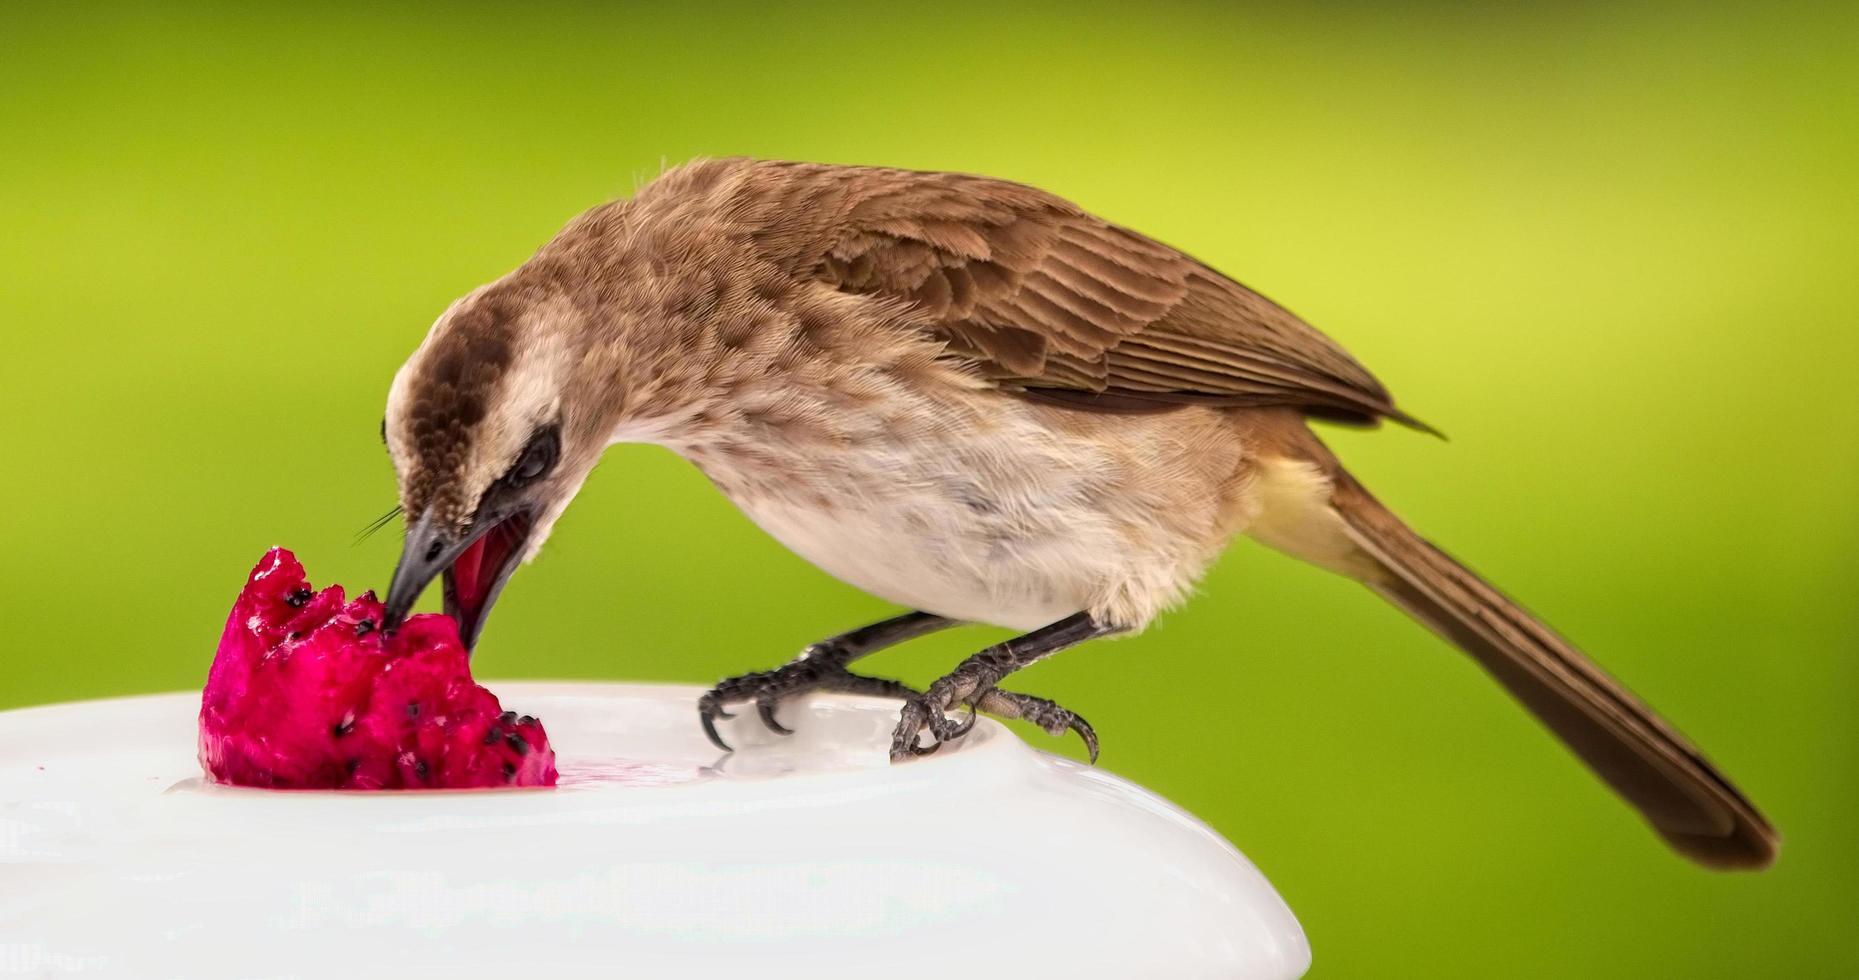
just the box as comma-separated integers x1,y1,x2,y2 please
888,694,981,760
698,656,920,752
975,689,1099,764
889,681,1098,763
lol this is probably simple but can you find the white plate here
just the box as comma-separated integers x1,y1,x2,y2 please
0,682,1309,979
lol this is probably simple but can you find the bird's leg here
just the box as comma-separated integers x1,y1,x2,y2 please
699,611,957,751
891,612,1119,762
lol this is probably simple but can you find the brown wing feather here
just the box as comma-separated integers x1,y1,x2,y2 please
713,158,1423,428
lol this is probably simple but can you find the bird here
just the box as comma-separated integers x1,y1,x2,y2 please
378,157,1776,870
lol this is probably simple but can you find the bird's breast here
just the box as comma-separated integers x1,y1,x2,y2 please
682,416,1106,630
642,381,1252,631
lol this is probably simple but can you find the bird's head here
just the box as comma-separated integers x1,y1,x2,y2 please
379,286,611,649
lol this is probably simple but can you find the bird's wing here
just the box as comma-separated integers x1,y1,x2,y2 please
717,159,1422,427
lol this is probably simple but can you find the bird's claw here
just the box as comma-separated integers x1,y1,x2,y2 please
1055,713,1100,764
977,688,1099,763
887,694,978,761
889,697,936,761
755,698,793,735
890,685,1100,763
699,657,918,753
1072,719,1100,764
697,692,736,751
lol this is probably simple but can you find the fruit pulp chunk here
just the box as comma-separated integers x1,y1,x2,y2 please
198,548,557,789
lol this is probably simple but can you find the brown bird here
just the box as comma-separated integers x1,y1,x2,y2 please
378,158,1776,869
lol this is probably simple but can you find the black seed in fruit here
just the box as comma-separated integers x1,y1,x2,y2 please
499,711,517,724
354,619,375,637
414,759,430,780
406,701,420,720
506,733,529,756
517,715,536,727
285,588,314,608
331,714,355,738
502,762,516,780
483,728,499,745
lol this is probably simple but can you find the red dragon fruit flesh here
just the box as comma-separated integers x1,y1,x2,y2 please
199,547,557,789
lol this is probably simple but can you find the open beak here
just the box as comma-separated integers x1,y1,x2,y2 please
382,506,536,651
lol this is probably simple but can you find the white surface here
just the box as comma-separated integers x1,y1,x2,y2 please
0,683,1309,979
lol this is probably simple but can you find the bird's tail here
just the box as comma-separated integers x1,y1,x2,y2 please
1246,437,1778,869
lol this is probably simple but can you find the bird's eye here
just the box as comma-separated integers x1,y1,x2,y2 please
504,426,560,489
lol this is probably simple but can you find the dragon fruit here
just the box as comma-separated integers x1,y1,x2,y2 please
199,547,556,789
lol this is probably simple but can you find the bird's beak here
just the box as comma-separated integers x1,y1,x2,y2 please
382,505,536,651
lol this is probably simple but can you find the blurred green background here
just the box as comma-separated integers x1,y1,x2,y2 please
3,1,1855,975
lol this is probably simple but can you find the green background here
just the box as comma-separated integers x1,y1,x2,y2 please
3,2,1855,975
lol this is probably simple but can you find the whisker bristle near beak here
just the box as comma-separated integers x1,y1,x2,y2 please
354,504,404,545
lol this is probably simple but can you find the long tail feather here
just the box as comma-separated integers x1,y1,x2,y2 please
1325,472,1777,869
